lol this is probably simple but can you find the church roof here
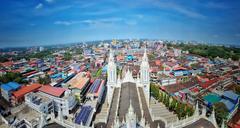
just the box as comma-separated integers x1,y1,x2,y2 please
183,118,216,128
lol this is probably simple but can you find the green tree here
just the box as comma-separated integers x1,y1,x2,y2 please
234,86,240,95
64,52,72,61
159,92,163,102
95,68,102,77
150,83,160,99
117,68,122,77
38,75,51,85
165,96,170,108
0,72,27,84
213,102,229,125
169,99,177,111
186,106,194,117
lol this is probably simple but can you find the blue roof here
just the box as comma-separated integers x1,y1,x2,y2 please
220,99,235,112
51,73,62,79
75,106,93,125
1,82,21,92
89,79,101,93
102,65,108,72
1,84,12,92
223,91,239,101
8,82,21,90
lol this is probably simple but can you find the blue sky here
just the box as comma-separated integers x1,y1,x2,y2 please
0,0,240,47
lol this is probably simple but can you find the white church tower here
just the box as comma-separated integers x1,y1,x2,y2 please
140,47,150,106
107,49,117,105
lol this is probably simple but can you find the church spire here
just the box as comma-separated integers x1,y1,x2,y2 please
109,48,114,62
107,48,117,105
140,46,150,107
128,99,134,114
143,46,148,62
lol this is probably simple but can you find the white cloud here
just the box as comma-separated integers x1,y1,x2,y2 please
235,33,240,37
205,2,228,9
30,23,36,26
34,5,72,16
82,20,94,24
54,21,75,26
213,34,219,38
125,20,137,25
136,14,144,19
35,3,43,9
149,0,206,19
45,0,54,3
54,17,124,26
82,8,117,16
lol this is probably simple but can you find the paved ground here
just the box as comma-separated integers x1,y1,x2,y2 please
183,118,216,128
118,82,142,122
139,87,165,128
106,88,120,128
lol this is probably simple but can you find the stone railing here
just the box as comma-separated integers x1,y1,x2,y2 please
136,87,143,115
166,112,216,128
0,114,8,125
115,87,121,119
149,108,168,126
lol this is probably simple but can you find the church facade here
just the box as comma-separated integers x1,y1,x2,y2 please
94,48,221,128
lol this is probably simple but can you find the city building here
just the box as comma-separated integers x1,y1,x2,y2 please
1,82,21,102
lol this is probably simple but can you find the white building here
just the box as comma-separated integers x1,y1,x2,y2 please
107,48,150,106
25,88,77,117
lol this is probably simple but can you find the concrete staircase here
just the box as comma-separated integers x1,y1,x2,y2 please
94,101,109,123
150,98,178,124
106,88,120,128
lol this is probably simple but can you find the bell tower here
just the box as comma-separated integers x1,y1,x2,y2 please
140,47,150,106
107,48,117,105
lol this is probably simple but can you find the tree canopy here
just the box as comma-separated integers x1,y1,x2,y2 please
213,102,229,125
168,43,240,61
0,72,28,84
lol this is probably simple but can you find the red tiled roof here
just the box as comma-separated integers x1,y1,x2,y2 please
67,73,90,90
163,78,198,93
189,87,199,93
38,85,67,97
0,61,13,67
22,70,38,77
12,83,42,99
173,66,187,71
165,62,177,67
155,60,161,66
198,78,218,89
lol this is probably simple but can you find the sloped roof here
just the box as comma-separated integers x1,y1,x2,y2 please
220,99,235,112
184,118,216,128
67,73,90,90
223,91,239,101
38,85,66,97
1,82,21,92
12,83,42,98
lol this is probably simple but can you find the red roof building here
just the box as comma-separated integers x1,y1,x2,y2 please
198,78,218,89
12,83,42,105
38,85,67,97
0,61,14,67
67,73,90,90
155,60,161,66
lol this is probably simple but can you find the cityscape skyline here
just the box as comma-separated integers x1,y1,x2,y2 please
0,0,240,47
